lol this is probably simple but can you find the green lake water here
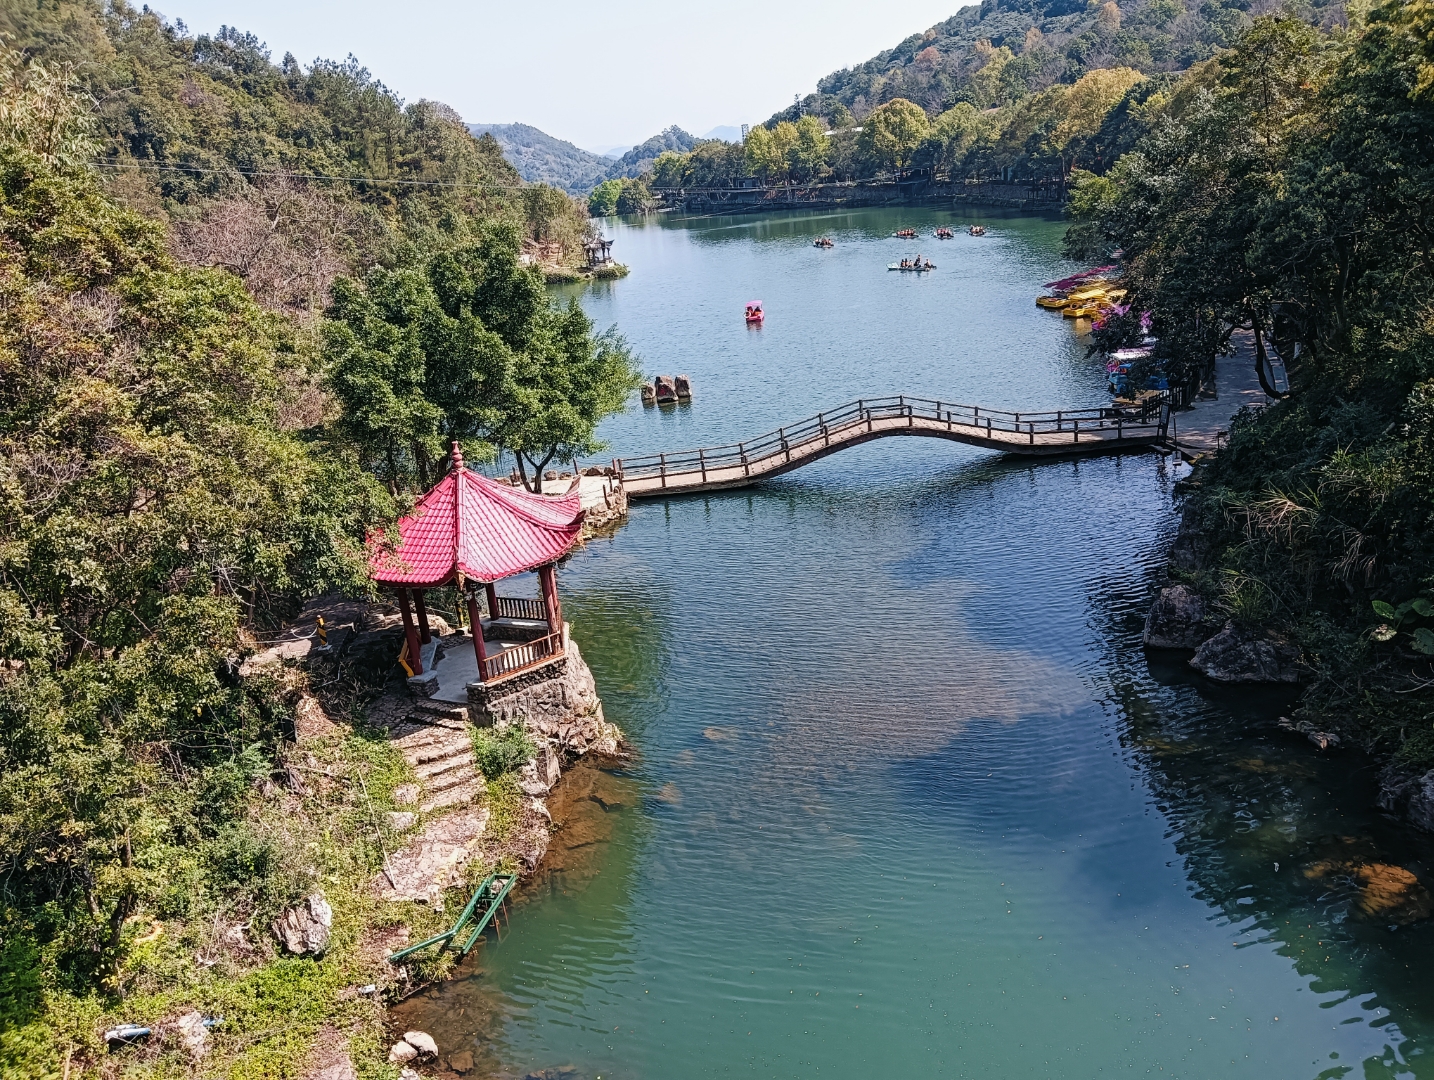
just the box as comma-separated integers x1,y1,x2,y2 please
395,207,1434,1079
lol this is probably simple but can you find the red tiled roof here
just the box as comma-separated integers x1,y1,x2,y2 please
370,455,584,587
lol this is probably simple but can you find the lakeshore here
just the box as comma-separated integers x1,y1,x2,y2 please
385,206,1434,1079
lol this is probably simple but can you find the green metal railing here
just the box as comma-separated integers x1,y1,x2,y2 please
387,872,517,963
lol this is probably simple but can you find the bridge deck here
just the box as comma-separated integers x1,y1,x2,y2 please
617,396,1168,498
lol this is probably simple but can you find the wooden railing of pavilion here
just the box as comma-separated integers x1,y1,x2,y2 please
480,630,564,683
492,595,548,622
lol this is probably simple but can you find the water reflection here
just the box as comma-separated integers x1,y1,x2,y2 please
400,208,1434,1080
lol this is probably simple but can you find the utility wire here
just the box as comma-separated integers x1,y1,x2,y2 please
94,159,527,190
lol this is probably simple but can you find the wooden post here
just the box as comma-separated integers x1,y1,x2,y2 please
538,564,562,635
396,588,423,676
466,592,487,682
485,582,500,621
413,589,432,645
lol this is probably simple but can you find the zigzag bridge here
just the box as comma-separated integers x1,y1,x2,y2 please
614,395,1170,498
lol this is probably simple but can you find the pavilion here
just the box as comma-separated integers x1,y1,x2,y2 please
369,444,585,698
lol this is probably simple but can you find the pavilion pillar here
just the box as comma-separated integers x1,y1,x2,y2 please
485,582,500,621
396,588,423,676
466,591,488,682
413,589,432,644
538,564,562,636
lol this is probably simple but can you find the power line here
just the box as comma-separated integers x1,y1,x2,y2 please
93,159,527,190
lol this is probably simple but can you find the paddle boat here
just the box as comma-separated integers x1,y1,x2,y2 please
968,225,987,236
888,256,936,272
814,237,834,248
935,227,955,239
894,228,918,239
744,301,764,324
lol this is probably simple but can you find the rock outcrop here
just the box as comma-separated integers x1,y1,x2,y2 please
1189,621,1302,683
272,893,333,955
1143,584,1219,649
1379,766,1434,833
469,638,622,759
1167,506,1211,572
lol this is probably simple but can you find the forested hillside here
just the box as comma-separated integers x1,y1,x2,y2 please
0,0,596,291
644,0,1353,193
772,0,1348,123
468,122,612,194
0,6,640,1076
1060,2,1434,794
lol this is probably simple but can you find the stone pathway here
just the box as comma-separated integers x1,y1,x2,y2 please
1167,330,1276,460
384,699,481,815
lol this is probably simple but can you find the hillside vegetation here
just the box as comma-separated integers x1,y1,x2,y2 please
643,0,1351,193
0,9,640,1077
1062,2,1434,785
0,0,596,285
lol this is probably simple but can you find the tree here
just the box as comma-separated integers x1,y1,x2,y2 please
857,98,930,173
744,124,782,183
0,69,388,1002
589,178,622,215
323,221,642,493
487,309,644,491
651,150,689,188
1049,68,1146,176
789,116,830,181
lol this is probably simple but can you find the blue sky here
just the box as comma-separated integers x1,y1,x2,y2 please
153,0,971,149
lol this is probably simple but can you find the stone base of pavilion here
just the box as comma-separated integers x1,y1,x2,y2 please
409,623,619,764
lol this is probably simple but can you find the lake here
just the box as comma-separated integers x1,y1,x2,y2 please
396,206,1434,1080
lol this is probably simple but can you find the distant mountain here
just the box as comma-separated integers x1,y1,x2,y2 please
603,126,700,179
702,125,743,142
467,123,611,195
468,123,705,193
587,144,632,159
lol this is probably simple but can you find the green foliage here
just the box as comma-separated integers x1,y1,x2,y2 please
857,98,930,172
470,724,536,780
588,178,622,215
0,128,391,989
613,176,653,214
1073,4,1434,764
323,223,642,492
0,2,593,279
483,772,526,842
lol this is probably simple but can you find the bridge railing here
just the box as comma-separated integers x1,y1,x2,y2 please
615,395,1166,482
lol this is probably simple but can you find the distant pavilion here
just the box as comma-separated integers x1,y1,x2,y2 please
583,236,614,268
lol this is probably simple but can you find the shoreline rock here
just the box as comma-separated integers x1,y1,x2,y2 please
1377,765,1434,833
1143,584,1220,649
1189,620,1302,684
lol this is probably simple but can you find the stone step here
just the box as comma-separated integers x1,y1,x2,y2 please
419,780,481,814
400,733,472,766
424,766,480,796
407,700,470,729
414,751,475,781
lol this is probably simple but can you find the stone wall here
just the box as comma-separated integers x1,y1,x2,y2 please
466,633,622,791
